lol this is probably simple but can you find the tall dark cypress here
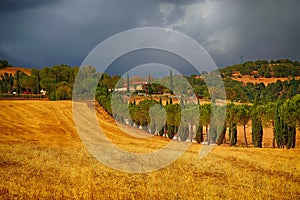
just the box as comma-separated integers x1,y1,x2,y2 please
287,125,296,149
252,109,263,148
180,95,184,108
274,103,283,148
170,69,173,94
251,96,263,148
148,73,151,84
16,70,21,94
291,77,297,97
229,122,237,146
216,125,226,145
37,69,40,94
126,73,130,93
195,124,204,143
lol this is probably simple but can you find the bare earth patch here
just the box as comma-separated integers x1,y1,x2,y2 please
0,67,31,76
232,75,300,86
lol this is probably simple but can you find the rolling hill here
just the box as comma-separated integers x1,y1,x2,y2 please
0,100,299,199
0,67,31,76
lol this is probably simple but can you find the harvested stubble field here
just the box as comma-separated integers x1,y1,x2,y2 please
0,100,299,199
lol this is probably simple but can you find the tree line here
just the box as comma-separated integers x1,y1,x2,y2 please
220,59,300,77
96,72,299,148
1,60,299,103
0,62,79,100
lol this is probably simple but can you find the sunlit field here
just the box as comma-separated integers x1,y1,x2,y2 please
0,101,299,199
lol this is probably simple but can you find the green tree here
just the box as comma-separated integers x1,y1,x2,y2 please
170,69,173,94
195,123,204,143
261,102,277,147
15,70,21,94
40,78,56,96
0,60,10,69
251,105,263,148
279,94,300,148
0,72,14,93
274,103,284,148
181,103,199,142
226,103,238,146
236,104,251,147
165,104,180,139
282,94,300,129
200,104,211,144
56,81,72,100
216,125,227,145
126,73,130,93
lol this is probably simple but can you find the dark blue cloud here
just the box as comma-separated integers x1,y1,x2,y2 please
0,0,299,73
0,0,61,12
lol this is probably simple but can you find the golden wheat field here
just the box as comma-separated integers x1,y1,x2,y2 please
0,100,299,199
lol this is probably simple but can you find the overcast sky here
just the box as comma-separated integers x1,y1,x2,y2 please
1,0,300,74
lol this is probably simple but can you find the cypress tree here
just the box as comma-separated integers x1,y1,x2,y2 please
147,73,151,94
159,126,164,136
195,124,204,143
252,115,263,147
169,97,173,104
291,77,297,97
216,125,227,145
274,103,284,148
148,73,151,84
229,122,237,146
159,98,162,106
16,70,21,94
167,125,175,139
180,95,184,107
126,73,130,93
251,97,263,148
170,69,173,94
283,95,298,148
286,125,296,149
209,108,217,143
281,119,288,147
37,69,40,94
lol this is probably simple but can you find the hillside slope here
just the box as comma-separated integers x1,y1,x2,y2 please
232,75,300,86
0,67,31,76
0,101,299,199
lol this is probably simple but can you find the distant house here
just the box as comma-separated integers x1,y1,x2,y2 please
123,81,147,89
40,89,47,95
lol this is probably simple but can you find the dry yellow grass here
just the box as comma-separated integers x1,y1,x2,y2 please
0,100,299,199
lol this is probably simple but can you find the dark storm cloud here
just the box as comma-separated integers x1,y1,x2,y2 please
0,0,299,72
0,0,61,12
0,0,162,67
160,0,300,66
106,49,197,76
